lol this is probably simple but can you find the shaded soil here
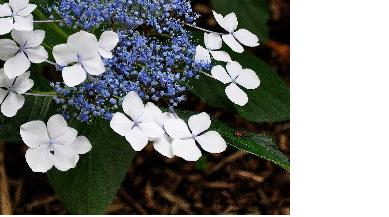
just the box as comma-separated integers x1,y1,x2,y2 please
0,0,290,214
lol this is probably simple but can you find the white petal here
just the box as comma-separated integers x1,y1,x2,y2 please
194,45,211,63
53,127,77,146
164,118,192,139
0,68,14,87
110,112,134,137
0,39,19,61
139,102,158,123
11,71,33,94
225,83,248,106
233,29,260,47
11,29,31,45
0,89,7,103
195,131,227,153
222,34,244,53
52,145,78,171
212,11,238,33
68,136,92,155
52,44,78,66
147,103,164,127
0,18,13,35
210,50,231,62
47,114,69,133
68,30,99,59
13,14,33,31
25,30,45,47
9,0,28,13
16,4,36,16
125,127,149,151
98,48,113,59
139,122,164,140
20,120,50,148
62,64,87,87
25,147,53,173
25,46,48,63
235,69,260,90
81,55,105,75
172,139,202,161
226,61,243,79
98,31,119,56
153,134,174,158
47,114,72,141
211,65,232,84
188,112,211,136
204,32,222,50
1,90,24,117
122,91,144,121
0,4,12,17
4,52,30,78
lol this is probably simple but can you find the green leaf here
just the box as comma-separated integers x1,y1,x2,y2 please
175,110,290,171
0,96,55,143
211,0,270,42
47,119,136,214
189,53,290,123
213,122,289,171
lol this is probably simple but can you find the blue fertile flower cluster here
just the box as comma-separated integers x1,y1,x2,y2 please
51,0,197,31
51,0,210,122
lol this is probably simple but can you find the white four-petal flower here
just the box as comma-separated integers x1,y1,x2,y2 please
110,91,164,151
211,61,260,106
195,32,231,63
98,30,119,59
213,11,259,53
0,0,36,35
20,114,92,173
53,31,109,87
164,112,227,161
0,30,48,78
0,68,33,117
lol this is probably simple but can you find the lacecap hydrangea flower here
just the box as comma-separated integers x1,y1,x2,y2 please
50,0,209,122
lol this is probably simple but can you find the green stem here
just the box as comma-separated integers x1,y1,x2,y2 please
33,9,68,40
24,92,57,97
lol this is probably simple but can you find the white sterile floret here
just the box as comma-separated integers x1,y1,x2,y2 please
164,112,227,161
0,0,36,35
0,68,33,117
98,31,119,59
0,30,48,78
211,61,260,106
20,114,92,173
195,32,231,63
53,31,108,87
212,11,259,53
110,91,164,152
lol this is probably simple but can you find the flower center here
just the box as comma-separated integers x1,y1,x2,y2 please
48,140,55,153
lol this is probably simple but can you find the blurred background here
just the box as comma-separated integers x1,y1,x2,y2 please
0,0,289,214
